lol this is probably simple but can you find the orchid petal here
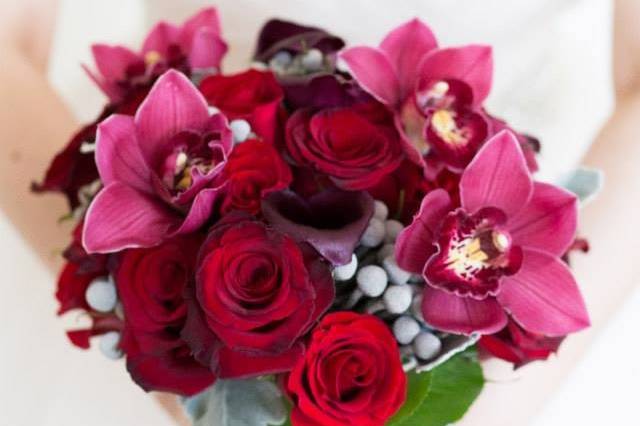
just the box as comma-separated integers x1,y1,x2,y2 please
135,70,210,162
498,249,590,336
395,189,451,273
82,64,121,101
508,182,578,257
179,7,222,43
142,21,180,56
460,130,533,217
380,19,438,98
91,44,140,81
173,186,225,235
95,115,152,193
421,287,507,335
189,29,228,70
419,45,493,106
338,46,401,106
83,183,177,253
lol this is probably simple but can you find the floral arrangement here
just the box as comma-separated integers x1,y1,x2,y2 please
34,8,595,426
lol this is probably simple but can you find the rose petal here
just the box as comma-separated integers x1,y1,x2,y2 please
497,249,590,336
338,46,401,106
135,70,210,162
508,182,578,257
421,287,508,335
379,19,438,98
126,344,215,396
216,344,305,379
83,183,177,253
395,189,451,273
95,115,152,193
418,45,493,106
460,130,533,217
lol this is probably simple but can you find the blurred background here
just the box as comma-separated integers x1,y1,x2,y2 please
1,0,639,425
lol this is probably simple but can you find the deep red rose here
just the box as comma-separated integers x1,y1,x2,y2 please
63,221,108,274
285,312,407,426
220,139,292,215
115,235,215,396
200,69,284,144
182,214,335,379
479,319,565,368
285,102,403,190
55,222,116,349
56,261,102,316
56,261,121,349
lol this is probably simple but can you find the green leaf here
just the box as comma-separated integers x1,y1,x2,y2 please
387,349,484,426
386,369,433,425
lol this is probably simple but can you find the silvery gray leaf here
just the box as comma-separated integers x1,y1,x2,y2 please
414,333,480,373
183,379,287,426
560,167,604,206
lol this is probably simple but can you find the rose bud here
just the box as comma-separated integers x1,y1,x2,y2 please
219,139,292,215
479,319,565,368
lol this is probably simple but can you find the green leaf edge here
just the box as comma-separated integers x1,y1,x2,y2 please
387,348,484,426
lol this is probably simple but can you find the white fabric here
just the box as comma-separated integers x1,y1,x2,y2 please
0,1,612,426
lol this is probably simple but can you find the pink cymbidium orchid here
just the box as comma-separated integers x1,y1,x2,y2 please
82,70,233,253
84,7,227,103
339,19,493,171
395,130,590,336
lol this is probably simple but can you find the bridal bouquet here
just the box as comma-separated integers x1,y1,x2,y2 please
35,7,596,426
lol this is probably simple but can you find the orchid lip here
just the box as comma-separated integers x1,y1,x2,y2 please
423,207,523,300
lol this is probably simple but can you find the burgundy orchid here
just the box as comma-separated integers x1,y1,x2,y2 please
84,7,227,103
339,19,493,170
82,70,233,253
395,130,589,336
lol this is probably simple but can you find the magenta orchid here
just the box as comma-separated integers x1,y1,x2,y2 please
82,70,233,253
339,19,493,170
84,7,227,103
395,130,589,336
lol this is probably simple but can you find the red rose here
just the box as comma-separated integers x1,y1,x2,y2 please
285,312,407,426
285,102,403,190
55,222,116,349
182,214,334,379
200,69,284,144
115,235,215,396
479,319,565,368
220,139,291,215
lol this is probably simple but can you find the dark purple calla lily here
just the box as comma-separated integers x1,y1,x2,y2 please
262,189,374,266
254,19,345,63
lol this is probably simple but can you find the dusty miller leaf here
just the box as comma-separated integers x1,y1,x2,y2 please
183,378,287,426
